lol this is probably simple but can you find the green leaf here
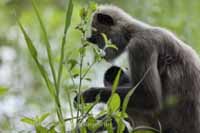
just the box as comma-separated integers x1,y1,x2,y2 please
79,8,87,18
31,0,57,86
18,22,56,98
87,116,97,131
114,116,125,133
85,78,91,81
37,62,56,98
68,59,78,70
36,125,48,133
18,22,38,58
108,93,121,112
93,48,102,62
21,117,35,125
122,67,151,117
80,126,87,133
57,0,73,92
105,118,113,133
112,69,121,93
107,69,121,113
64,0,73,34
101,33,118,51
73,73,79,78
55,1,74,132
38,113,50,123
89,2,97,12
48,128,56,133
79,47,86,56
101,33,109,44
0,86,8,95
105,44,118,51
121,87,134,117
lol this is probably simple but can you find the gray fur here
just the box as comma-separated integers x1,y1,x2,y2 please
75,5,200,133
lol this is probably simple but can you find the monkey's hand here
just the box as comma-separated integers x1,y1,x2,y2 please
73,88,111,109
74,88,99,103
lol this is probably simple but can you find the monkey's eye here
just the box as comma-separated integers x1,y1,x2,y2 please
97,13,114,26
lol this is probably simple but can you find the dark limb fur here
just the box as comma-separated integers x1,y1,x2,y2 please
128,38,162,111
74,86,158,111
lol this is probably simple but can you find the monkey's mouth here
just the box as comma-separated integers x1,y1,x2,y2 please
86,32,106,49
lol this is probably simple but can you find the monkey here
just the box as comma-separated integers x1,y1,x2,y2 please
74,5,200,133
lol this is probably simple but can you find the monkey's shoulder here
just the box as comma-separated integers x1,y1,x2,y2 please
130,28,189,55
132,28,177,44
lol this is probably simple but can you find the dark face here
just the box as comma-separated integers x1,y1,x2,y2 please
87,13,114,49
87,30,105,49
87,13,130,61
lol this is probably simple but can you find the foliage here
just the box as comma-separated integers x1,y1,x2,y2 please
1,0,200,132
19,0,73,132
0,86,8,96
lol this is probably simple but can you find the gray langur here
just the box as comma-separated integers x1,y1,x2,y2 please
74,5,200,133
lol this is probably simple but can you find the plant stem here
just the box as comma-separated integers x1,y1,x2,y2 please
81,60,96,80
66,86,75,131
76,47,84,126
55,0,73,132
57,0,73,93
79,101,98,123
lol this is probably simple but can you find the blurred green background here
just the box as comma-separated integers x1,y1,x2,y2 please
0,0,200,132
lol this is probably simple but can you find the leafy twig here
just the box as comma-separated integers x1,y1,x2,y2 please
81,60,97,80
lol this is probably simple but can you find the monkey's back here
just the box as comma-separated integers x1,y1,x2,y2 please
154,28,200,133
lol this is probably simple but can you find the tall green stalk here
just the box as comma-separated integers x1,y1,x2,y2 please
19,0,73,132
31,0,57,87
57,0,73,94
56,0,73,132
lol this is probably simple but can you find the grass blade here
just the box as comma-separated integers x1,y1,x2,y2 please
121,67,151,116
21,117,35,125
56,0,73,132
39,113,50,123
111,69,121,93
18,23,38,58
57,0,73,92
31,0,57,87
18,22,56,98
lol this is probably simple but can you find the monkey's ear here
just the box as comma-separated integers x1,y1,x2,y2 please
97,13,114,26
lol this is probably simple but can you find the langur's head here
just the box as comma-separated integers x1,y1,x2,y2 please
87,5,132,61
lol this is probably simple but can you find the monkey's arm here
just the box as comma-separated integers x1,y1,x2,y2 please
128,37,162,110
74,86,157,110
